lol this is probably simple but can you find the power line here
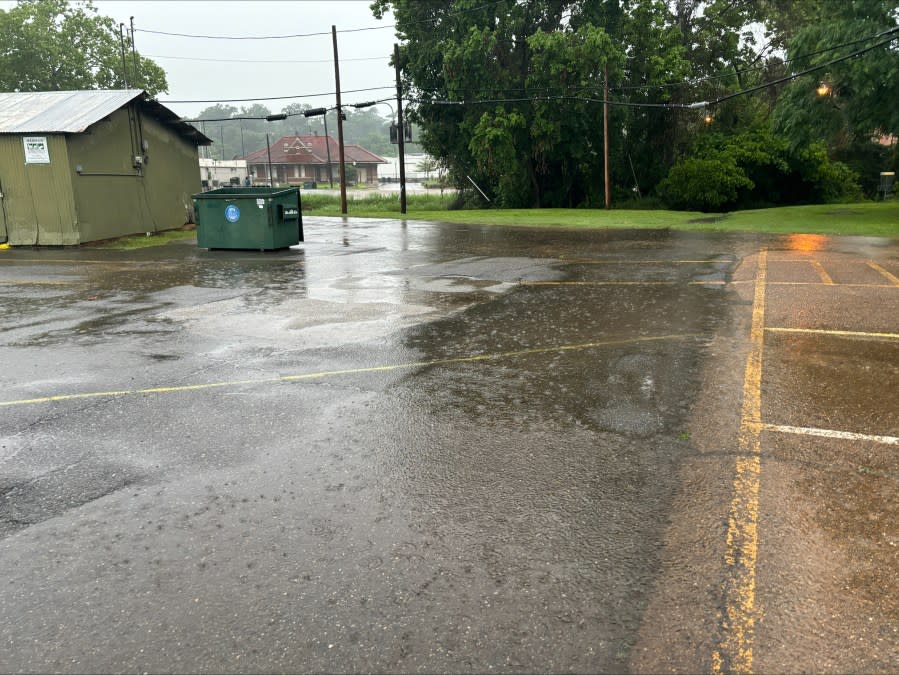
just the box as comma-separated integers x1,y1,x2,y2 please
610,25,899,92
409,31,899,112
423,25,899,97
159,85,396,105
416,95,678,110
146,53,390,64
710,31,899,106
135,0,507,41
171,30,896,116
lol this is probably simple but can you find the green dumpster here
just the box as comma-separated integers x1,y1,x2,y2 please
193,187,303,250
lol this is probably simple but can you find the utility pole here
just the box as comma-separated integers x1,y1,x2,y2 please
323,114,334,188
332,25,347,215
266,133,274,187
303,108,333,187
394,43,407,214
118,24,129,89
129,17,139,84
603,63,611,210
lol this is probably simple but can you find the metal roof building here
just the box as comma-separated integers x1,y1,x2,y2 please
0,90,211,245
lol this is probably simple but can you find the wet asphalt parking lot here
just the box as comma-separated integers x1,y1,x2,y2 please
0,218,897,673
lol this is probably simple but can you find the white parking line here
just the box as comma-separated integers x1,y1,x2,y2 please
761,423,899,446
766,327,899,340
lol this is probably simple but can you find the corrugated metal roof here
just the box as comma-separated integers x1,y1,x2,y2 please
0,89,141,133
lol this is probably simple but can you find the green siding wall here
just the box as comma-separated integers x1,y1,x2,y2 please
67,106,201,243
0,134,78,245
138,111,202,233
0,104,201,246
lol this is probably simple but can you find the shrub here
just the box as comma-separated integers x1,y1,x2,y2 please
659,129,863,211
656,158,754,212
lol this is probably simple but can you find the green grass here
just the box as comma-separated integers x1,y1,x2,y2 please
304,191,456,213
307,194,899,237
87,228,198,250
707,202,899,237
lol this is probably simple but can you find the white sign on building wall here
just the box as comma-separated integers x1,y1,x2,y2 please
23,136,50,164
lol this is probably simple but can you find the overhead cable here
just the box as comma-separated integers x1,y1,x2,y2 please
410,30,899,111
135,0,506,41
146,54,390,64
180,98,396,123
160,85,395,105
711,31,899,105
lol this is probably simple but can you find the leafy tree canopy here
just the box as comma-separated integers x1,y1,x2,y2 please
0,0,167,96
772,0,899,150
373,0,781,207
370,0,898,208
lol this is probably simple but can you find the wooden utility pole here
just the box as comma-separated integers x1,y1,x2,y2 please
332,25,347,214
603,64,611,209
394,43,407,214
118,24,129,89
129,17,139,82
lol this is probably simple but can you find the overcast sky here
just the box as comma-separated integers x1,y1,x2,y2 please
5,0,400,119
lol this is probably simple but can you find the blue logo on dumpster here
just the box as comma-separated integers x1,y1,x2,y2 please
224,204,241,222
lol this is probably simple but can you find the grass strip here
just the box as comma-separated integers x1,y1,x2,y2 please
308,194,899,237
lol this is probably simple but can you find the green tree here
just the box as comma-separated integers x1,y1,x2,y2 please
772,1,899,150
374,0,783,207
374,0,624,207
0,0,167,96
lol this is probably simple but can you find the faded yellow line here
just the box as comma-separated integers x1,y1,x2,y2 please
0,333,697,408
767,327,899,340
521,280,726,286
809,260,834,285
731,280,899,289
0,279,79,286
0,258,131,265
867,261,899,286
713,249,767,674
562,259,734,265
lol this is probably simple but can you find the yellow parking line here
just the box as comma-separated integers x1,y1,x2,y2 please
521,280,726,286
0,258,126,265
563,259,734,265
809,260,834,285
713,249,767,674
867,261,899,286
731,280,899,289
0,279,79,286
0,333,698,408
767,327,899,340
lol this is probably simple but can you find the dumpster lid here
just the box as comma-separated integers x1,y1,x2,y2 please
193,186,299,199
